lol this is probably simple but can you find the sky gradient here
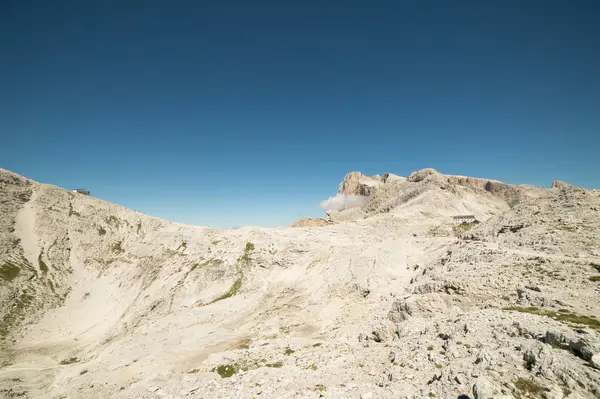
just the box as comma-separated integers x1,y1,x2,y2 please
1,1,599,227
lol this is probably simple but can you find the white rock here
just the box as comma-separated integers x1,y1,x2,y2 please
472,376,500,399
591,353,600,369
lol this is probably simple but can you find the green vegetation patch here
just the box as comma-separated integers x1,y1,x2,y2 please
264,361,283,368
452,222,475,237
208,277,242,304
111,241,124,254
503,306,600,331
191,259,224,271
68,203,81,217
105,215,119,225
238,241,256,263
283,347,295,356
98,226,107,236
0,261,21,282
589,275,600,282
514,377,547,397
212,363,240,378
60,357,80,365
136,222,142,234
0,290,34,337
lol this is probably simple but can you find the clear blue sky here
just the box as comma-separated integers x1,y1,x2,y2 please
1,1,599,228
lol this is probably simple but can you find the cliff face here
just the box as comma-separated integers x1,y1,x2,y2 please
337,171,383,196
325,168,545,223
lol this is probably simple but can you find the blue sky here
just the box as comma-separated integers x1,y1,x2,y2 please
1,1,599,228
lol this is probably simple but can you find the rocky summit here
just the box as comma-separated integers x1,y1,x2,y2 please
0,167,599,399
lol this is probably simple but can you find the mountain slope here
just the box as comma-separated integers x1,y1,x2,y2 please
1,168,599,399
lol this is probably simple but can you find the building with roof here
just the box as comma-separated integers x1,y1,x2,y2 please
72,189,90,196
453,215,477,224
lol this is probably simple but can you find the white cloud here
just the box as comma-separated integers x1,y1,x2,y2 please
319,194,370,212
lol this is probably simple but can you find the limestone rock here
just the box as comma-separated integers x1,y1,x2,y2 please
591,354,600,370
472,376,502,399
338,171,381,196
289,218,331,228
552,180,573,190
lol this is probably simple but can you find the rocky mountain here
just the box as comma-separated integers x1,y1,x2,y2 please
1,167,599,399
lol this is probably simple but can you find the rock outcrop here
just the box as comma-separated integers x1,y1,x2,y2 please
289,217,332,228
327,168,534,223
337,171,383,196
552,179,573,190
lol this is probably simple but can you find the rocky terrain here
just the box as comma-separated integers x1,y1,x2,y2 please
0,167,599,399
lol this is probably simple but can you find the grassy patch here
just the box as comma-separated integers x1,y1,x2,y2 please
264,361,283,368
111,241,124,254
0,289,34,337
0,261,21,282
105,215,119,225
238,242,255,263
60,357,80,365
589,276,600,282
68,203,81,217
503,306,600,331
190,259,223,271
212,364,239,378
514,377,546,397
427,345,434,351
312,343,322,347
435,363,442,369
283,347,295,356
79,369,88,375
315,385,326,392
98,226,106,236
136,222,142,234
208,277,242,304
309,363,318,370
452,222,475,237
